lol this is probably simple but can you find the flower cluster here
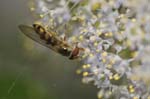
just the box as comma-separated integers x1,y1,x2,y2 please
28,0,150,98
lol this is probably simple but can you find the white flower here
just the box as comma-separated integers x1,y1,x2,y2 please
28,0,150,98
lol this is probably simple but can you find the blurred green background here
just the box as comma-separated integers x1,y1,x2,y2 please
0,0,97,99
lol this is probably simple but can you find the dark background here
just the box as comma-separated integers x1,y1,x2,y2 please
0,0,97,99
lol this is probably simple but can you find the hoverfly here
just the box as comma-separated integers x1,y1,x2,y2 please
18,23,84,60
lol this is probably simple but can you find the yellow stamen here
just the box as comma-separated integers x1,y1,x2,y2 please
113,74,120,80
83,72,89,76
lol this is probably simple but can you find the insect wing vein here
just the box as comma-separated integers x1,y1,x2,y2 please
18,24,58,52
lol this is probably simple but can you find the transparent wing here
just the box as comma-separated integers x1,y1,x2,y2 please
18,24,59,52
